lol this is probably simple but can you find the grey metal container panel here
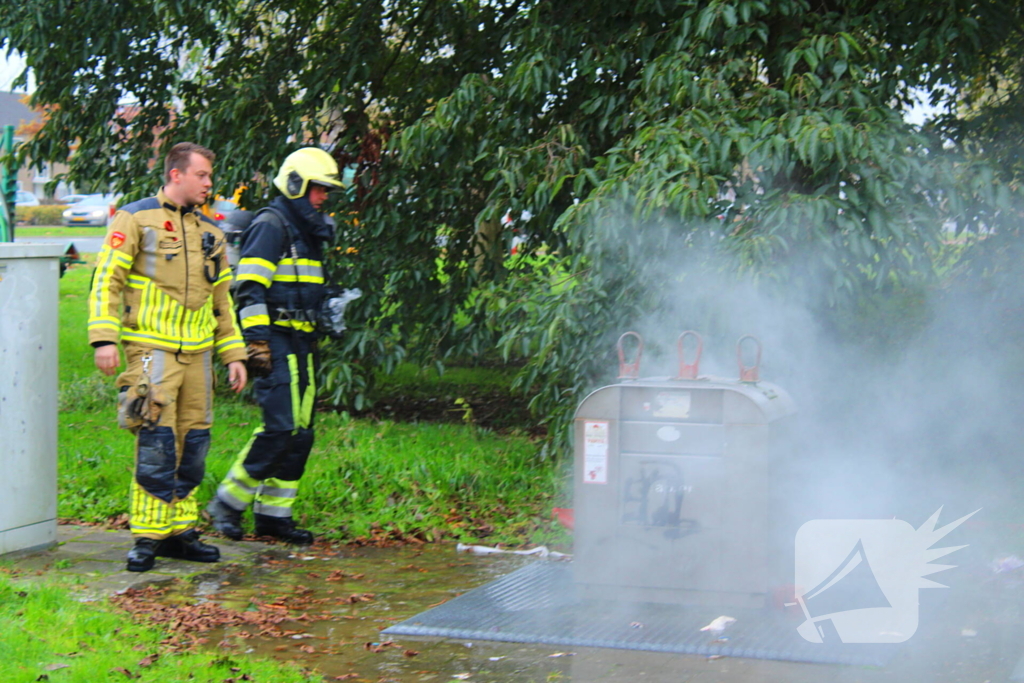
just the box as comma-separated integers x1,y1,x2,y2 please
573,377,795,606
722,381,795,424
618,422,725,456
618,386,725,423
575,382,623,421
575,378,796,425
0,243,63,556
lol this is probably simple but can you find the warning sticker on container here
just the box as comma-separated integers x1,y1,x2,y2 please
583,420,609,484
652,391,691,418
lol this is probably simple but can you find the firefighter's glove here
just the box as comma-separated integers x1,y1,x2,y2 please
246,341,273,378
117,374,172,430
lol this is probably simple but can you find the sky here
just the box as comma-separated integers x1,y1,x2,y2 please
0,51,27,92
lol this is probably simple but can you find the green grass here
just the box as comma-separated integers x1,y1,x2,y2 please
16,225,102,237
57,259,567,545
0,574,312,683
296,417,566,542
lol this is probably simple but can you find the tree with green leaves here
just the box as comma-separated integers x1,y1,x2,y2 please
3,0,1022,448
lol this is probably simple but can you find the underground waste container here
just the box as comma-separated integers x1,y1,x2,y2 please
573,332,796,608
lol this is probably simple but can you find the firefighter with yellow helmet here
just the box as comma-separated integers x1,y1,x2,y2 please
206,147,344,544
88,142,248,572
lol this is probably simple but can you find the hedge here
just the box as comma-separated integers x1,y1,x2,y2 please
15,205,66,225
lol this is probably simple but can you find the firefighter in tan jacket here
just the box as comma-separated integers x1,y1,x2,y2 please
88,142,248,572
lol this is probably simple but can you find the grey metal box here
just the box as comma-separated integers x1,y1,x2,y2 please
0,243,64,556
573,377,795,607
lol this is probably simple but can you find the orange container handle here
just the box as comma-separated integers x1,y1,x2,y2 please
737,334,762,382
675,330,703,379
617,331,644,379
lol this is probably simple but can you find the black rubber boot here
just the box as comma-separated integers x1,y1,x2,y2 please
254,514,314,545
157,529,220,563
126,537,160,572
205,497,244,540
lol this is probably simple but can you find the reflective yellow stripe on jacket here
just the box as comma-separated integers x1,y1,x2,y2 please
121,274,244,353
273,258,325,284
236,257,276,287
237,256,322,333
271,258,321,331
87,245,133,336
274,318,317,333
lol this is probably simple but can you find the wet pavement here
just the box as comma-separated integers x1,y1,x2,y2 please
5,523,1024,682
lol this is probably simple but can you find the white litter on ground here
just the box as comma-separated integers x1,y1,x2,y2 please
456,543,571,559
700,616,737,633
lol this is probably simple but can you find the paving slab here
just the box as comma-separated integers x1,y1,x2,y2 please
3,523,271,593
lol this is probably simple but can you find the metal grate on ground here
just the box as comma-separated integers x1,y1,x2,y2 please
383,561,895,667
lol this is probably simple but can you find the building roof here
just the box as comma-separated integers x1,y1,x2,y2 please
0,91,38,131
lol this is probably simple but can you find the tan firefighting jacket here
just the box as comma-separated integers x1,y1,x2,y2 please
87,189,247,363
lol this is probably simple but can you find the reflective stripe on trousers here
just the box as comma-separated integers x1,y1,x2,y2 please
116,345,214,539
217,332,316,519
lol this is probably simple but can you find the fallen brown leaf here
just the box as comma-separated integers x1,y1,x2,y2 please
137,654,159,667
363,640,395,653
106,513,130,529
109,584,335,652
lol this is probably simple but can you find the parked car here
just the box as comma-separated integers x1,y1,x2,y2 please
62,194,118,227
15,190,39,206
58,194,91,205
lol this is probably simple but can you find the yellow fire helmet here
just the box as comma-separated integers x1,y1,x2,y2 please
273,147,345,199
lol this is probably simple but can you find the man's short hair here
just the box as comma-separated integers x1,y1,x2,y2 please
164,142,215,182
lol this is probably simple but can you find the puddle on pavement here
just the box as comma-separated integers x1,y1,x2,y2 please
149,543,573,682
124,541,1024,683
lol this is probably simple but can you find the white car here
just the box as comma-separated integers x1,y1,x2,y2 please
59,194,91,205
62,194,117,227
15,190,39,206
